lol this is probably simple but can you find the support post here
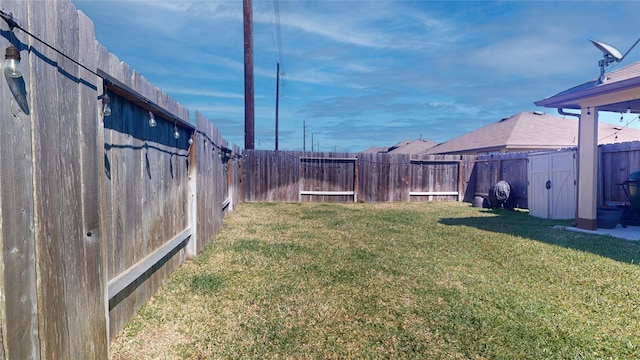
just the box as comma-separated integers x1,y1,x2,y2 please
576,106,599,230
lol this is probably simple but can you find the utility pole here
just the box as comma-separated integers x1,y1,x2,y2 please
275,62,280,151
303,120,306,151
243,0,255,150
311,133,314,152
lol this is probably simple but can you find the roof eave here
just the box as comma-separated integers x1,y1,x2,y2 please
535,76,640,109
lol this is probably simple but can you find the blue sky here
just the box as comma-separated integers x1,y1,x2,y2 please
72,0,640,152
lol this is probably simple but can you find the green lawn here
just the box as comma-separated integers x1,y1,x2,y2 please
110,202,640,359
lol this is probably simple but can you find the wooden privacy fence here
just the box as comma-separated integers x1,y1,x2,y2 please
0,1,239,358
600,141,640,204
242,150,477,203
244,147,640,210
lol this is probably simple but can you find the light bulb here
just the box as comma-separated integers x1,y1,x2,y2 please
148,111,157,127
101,93,111,117
174,125,180,139
3,45,22,78
188,137,193,145
103,103,111,116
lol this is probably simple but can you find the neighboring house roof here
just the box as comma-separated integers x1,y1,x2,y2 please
361,146,389,154
388,139,438,154
361,139,438,154
426,111,640,155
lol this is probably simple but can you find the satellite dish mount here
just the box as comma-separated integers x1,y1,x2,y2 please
590,38,640,83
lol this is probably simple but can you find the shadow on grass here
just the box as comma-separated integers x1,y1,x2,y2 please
439,208,640,265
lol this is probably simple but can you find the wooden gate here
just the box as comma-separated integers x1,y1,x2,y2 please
299,157,358,202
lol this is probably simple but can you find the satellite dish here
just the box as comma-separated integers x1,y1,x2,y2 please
589,39,623,61
590,38,640,83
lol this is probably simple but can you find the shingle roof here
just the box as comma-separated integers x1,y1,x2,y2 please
361,146,389,154
388,139,438,154
426,111,640,155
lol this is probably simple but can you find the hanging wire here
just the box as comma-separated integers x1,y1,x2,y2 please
0,10,102,78
194,129,241,160
599,114,640,142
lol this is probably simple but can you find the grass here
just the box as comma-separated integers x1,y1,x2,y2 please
110,202,640,359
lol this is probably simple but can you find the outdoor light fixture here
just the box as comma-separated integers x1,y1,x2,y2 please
99,93,111,117
173,124,180,139
3,44,22,78
148,111,157,127
188,136,193,145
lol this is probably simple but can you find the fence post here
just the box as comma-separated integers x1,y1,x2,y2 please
457,160,463,202
187,134,198,258
228,156,234,211
354,156,359,203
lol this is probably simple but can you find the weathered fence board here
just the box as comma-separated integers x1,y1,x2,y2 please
0,1,39,358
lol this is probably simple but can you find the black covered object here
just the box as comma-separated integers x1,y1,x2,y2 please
488,180,513,209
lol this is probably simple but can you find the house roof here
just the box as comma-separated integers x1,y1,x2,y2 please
535,61,640,113
388,139,438,154
361,139,437,154
361,146,388,154
426,111,640,155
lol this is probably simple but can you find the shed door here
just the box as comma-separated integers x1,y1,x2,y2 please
527,150,577,220
528,155,550,218
549,151,577,220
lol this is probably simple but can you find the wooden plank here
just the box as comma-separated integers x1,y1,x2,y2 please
410,159,461,164
300,191,355,196
410,191,459,196
54,3,97,358
31,0,70,356
0,1,39,358
76,9,108,356
108,227,191,299
300,157,358,161
95,42,116,341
